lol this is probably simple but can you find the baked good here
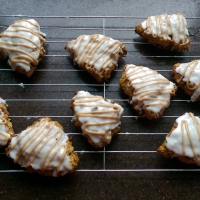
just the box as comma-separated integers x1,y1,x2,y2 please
0,98,14,148
157,112,200,165
135,13,190,51
173,60,200,102
65,34,127,82
6,118,79,177
0,19,46,77
71,91,124,148
119,64,177,120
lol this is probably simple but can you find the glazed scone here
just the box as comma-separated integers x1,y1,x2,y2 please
119,64,177,120
6,118,79,177
71,91,124,148
173,60,200,102
135,13,190,51
0,98,14,148
157,112,200,165
0,19,46,77
65,34,127,82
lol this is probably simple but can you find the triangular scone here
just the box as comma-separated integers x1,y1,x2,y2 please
0,19,46,77
157,112,200,165
71,91,124,148
173,60,200,102
135,13,190,51
0,98,14,148
65,34,127,82
119,64,177,120
6,118,79,177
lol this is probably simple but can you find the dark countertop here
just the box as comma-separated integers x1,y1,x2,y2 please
0,1,200,200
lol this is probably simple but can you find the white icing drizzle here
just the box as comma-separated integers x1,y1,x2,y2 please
0,98,6,105
0,19,46,73
72,91,124,146
66,34,123,71
166,113,200,165
141,13,189,48
0,99,11,147
8,118,73,177
125,64,176,113
175,60,200,102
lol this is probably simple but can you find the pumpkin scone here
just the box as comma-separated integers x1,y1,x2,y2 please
173,60,200,102
135,13,190,51
0,98,14,148
0,19,46,77
157,112,200,165
65,34,127,82
119,64,177,120
71,91,124,148
6,118,79,177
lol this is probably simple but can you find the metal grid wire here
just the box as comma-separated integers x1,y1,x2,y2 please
0,15,200,173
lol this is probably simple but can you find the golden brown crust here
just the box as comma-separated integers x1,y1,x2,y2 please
157,122,197,164
119,65,177,120
157,125,177,158
173,63,200,100
30,117,64,131
65,36,127,82
0,102,14,148
6,117,79,176
119,66,135,97
135,24,190,52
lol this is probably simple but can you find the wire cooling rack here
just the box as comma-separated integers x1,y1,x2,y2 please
0,15,200,173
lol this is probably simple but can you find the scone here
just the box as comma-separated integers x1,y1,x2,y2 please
65,34,127,82
71,91,124,148
157,112,200,165
6,118,79,177
0,19,46,77
0,98,14,148
119,64,177,120
173,60,200,102
135,13,190,51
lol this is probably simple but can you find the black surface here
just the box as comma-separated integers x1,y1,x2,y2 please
0,1,200,200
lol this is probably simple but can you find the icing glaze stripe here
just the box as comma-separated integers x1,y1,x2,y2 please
0,19,45,73
8,118,71,173
177,60,199,90
73,95,121,137
180,113,200,161
67,34,123,71
144,13,188,43
125,65,175,112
